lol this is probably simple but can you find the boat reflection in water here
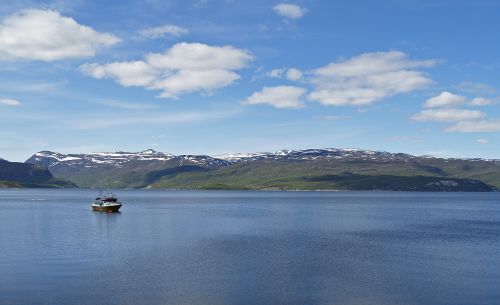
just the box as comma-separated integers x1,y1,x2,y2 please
91,190,122,213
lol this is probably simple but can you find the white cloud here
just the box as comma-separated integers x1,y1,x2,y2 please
243,86,306,109
80,42,253,98
476,138,489,144
412,108,485,122
80,61,157,87
0,9,120,61
267,67,302,81
286,68,302,81
267,68,286,78
273,3,306,19
0,98,21,106
423,91,495,108
415,93,499,132
153,69,241,98
446,120,500,132
469,97,496,106
146,43,251,70
423,91,467,108
139,24,188,38
308,51,436,106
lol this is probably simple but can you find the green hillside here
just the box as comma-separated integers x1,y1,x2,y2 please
0,159,77,188
146,161,495,191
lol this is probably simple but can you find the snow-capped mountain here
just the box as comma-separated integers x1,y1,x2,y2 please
27,149,229,170
28,147,496,172
28,148,421,172
216,148,500,163
215,148,417,163
22,147,500,190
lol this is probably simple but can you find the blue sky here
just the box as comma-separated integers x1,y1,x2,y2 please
1,0,500,161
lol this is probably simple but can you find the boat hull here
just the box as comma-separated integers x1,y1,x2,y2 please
92,204,121,212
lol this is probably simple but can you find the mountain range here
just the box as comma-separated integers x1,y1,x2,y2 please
17,148,500,191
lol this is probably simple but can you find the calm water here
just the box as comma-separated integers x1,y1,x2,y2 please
1,190,499,305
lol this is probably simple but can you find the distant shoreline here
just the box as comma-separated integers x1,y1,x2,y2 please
0,187,496,193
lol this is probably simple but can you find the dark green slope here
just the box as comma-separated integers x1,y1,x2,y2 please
0,159,76,188
98,165,209,189
26,164,209,189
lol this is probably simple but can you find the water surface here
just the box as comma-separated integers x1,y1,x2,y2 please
1,189,499,305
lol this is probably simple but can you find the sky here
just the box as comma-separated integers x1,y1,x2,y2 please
1,0,500,161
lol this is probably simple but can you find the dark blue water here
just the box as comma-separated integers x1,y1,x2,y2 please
1,190,499,305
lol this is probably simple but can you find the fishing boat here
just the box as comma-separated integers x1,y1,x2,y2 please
91,190,122,212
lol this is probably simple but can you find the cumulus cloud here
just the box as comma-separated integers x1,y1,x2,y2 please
267,67,302,81
243,86,306,109
0,9,120,61
413,91,500,132
423,91,496,108
286,68,302,81
412,109,485,122
139,24,188,38
308,51,436,106
423,91,467,108
0,98,21,106
81,61,157,87
273,3,306,19
80,42,253,98
414,92,499,132
446,120,500,132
